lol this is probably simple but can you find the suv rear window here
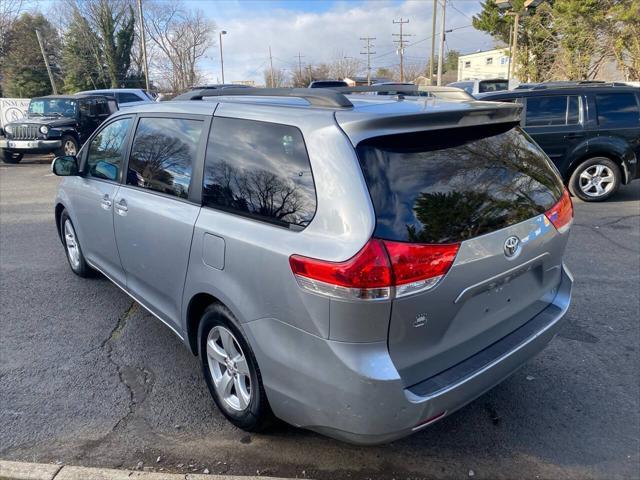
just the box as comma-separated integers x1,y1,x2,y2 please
356,125,564,244
478,80,508,93
595,93,640,126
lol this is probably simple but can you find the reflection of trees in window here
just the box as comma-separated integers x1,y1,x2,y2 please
88,120,130,177
203,161,310,228
128,132,192,198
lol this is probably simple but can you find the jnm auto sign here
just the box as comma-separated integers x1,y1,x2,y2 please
1,98,30,127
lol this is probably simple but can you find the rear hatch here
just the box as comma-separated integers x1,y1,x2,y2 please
354,123,571,387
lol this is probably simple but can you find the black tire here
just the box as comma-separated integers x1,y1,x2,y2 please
59,210,92,277
55,135,79,157
2,150,23,164
569,157,621,202
198,304,274,431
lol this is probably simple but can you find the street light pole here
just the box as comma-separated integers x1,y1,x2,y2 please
219,30,227,84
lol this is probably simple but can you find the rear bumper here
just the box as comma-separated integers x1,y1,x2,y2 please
0,139,61,151
247,264,572,445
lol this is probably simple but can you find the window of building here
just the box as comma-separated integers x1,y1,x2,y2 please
500,56,509,65
126,117,203,199
203,117,317,230
595,93,640,126
464,61,471,68
486,57,493,65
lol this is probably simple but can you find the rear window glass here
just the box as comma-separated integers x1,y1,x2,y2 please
479,80,508,93
525,95,580,126
356,125,564,244
596,93,640,126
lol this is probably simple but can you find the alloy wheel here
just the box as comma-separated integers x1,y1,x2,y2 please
64,220,81,269
206,326,252,411
578,164,615,198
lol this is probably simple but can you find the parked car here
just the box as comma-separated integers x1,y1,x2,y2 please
447,78,509,95
0,94,117,164
76,88,156,107
477,83,640,201
308,80,348,88
52,87,573,444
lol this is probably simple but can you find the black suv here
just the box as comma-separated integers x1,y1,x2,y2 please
0,94,117,164
478,84,640,201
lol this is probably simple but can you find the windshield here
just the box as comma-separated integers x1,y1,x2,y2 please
28,98,77,117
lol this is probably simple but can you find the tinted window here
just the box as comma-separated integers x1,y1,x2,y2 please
126,117,203,199
86,117,132,181
356,125,564,244
596,93,640,126
116,92,144,103
479,80,508,93
203,117,316,230
525,96,577,126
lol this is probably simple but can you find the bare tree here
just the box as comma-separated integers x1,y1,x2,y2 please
263,67,289,87
400,62,426,82
327,52,361,80
0,0,27,58
145,0,214,92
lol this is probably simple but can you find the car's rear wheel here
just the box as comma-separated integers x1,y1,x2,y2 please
198,304,274,431
60,210,92,277
56,135,79,157
569,157,621,202
2,150,23,164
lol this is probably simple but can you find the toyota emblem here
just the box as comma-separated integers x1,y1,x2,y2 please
504,236,521,259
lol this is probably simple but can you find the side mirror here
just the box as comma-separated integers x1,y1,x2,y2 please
52,155,79,176
94,160,118,181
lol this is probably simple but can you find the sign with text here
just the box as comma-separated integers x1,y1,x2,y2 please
1,98,30,127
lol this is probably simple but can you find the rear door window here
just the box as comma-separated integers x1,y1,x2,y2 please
126,117,203,199
525,95,580,126
595,93,640,126
203,117,316,230
356,125,564,244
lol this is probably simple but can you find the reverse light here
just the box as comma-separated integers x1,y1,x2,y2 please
289,238,460,301
545,189,573,234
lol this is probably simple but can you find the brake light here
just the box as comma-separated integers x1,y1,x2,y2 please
289,238,459,301
545,189,573,234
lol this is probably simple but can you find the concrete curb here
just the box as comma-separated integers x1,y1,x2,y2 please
0,461,294,480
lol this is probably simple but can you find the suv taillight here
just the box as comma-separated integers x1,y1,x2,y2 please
289,239,459,301
545,189,573,234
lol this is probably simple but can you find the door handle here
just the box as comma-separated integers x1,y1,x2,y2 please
115,199,128,216
101,194,112,210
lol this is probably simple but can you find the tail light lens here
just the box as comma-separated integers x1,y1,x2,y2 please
545,189,573,234
289,239,459,301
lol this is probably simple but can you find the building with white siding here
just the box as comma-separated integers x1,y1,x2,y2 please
457,48,511,81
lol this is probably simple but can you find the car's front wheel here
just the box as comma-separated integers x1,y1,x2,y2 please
56,135,79,157
2,150,23,164
60,210,92,277
569,157,621,202
198,304,274,431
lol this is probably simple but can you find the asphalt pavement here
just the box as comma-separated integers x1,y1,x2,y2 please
1,156,639,480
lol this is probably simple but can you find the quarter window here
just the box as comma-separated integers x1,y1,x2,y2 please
525,95,580,126
126,117,203,199
595,93,640,126
203,117,316,230
86,117,132,181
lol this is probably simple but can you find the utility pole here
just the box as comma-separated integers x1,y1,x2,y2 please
506,23,513,82
35,29,57,94
268,46,275,88
510,12,520,79
219,30,228,83
392,18,411,83
296,52,305,77
429,0,437,85
137,0,150,91
436,0,446,86
360,37,376,85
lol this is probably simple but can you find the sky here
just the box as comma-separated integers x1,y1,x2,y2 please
184,0,496,85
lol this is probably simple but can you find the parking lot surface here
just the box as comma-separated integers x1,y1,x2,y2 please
1,156,639,479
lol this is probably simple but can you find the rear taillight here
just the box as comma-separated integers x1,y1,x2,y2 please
545,189,573,234
289,238,459,301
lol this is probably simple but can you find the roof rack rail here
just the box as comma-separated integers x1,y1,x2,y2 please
331,84,459,94
531,81,629,90
172,87,354,108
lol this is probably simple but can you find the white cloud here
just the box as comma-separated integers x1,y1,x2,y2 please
197,0,496,85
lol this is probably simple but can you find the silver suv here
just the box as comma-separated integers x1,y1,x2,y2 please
53,87,574,444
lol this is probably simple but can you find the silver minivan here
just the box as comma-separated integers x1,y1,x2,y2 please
53,87,573,444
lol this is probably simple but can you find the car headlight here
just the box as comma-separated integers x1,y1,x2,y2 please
40,125,49,134
4,125,13,135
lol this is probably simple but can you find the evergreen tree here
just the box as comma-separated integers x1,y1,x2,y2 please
61,11,107,93
1,13,62,97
